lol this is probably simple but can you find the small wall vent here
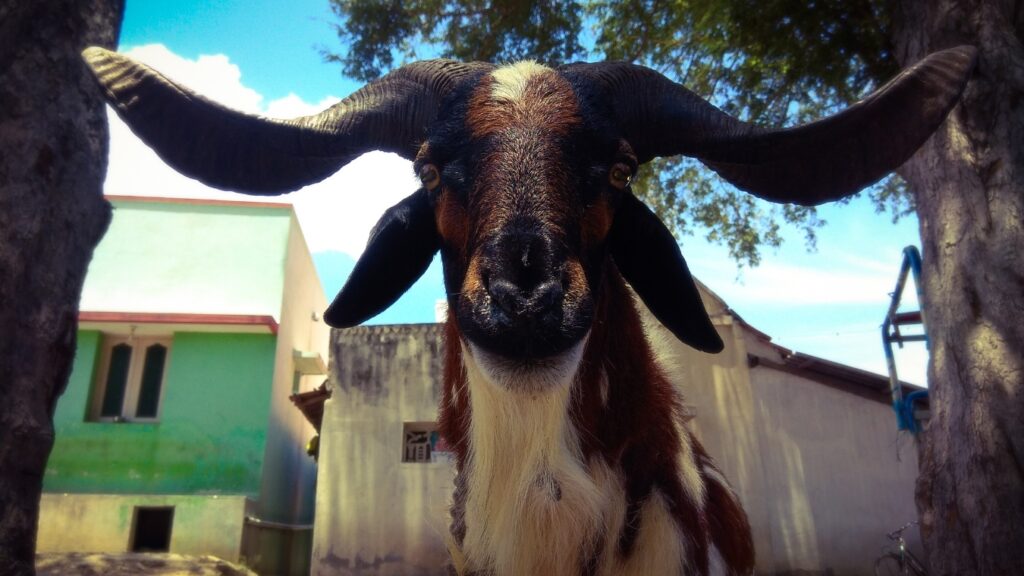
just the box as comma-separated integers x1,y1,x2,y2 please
130,506,174,552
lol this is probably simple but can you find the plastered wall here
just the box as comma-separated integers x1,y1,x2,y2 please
313,324,451,576
37,494,248,561
314,291,923,575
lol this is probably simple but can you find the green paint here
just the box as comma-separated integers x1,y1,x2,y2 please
58,331,102,423
46,332,276,496
136,343,167,418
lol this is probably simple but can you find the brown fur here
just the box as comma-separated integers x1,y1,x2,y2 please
433,62,753,576
439,262,755,574
581,195,614,248
697,446,757,571
466,69,581,139
440,318,471,470
574,265,711,571
459,65,590,322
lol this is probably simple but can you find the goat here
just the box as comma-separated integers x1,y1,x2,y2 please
83,46,975,576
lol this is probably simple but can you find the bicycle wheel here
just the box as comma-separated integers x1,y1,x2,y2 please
875,553,905,576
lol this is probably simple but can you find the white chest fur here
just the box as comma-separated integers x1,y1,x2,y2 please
455,346,689,576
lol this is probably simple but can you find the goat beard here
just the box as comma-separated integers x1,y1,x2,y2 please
463,334,589,393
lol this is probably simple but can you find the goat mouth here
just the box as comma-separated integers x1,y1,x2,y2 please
456,292,593,361
465,336,589,392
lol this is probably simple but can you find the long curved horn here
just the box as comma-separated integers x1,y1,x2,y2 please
82,47,491,194
563,46,977,205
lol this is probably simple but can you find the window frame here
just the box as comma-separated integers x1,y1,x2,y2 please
89,335,172,423
401,421,453,464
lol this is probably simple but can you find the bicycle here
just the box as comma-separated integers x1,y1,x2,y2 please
874,520,928,575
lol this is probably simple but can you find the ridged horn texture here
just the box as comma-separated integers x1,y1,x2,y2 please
563,46,977,206
82,47,491,194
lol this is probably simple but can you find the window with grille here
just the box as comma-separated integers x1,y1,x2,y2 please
402,422,453,463
89,336,171,422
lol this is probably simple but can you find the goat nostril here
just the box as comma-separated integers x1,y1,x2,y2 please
489,278,525,316
489,276,564,316
534,280,564,311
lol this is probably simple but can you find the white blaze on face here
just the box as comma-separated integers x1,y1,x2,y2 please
490,61,553,104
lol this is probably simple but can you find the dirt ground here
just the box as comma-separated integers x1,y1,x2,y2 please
36,552,257,575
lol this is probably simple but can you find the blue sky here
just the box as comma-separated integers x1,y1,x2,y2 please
113,1,929,384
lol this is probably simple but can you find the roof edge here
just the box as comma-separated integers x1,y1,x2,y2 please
749,351,926,405
79,311,279,335
105,194,293,211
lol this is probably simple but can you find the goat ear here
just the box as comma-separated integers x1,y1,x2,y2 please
608,194,724,353
324,189,439,328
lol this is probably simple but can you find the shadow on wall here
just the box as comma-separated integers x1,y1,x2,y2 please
647,314,780,571
770,432,822,569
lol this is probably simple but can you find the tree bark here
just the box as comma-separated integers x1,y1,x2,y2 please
0,1,123,574
893,1,1024,574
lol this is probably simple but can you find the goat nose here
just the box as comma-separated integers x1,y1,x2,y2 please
488,277,564,317
481,223,565,319
489,277,526,316
501,237,541,288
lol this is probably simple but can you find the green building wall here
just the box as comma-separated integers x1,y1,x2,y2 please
45,330,277,496
40,198,326,573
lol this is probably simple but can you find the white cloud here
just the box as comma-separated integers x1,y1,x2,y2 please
264,93,341,118
683,230,922,313
104,44,419,258
682,227,928,384
765,319,929,386
124,44,263,113
288,153,420,256
691,253,897,307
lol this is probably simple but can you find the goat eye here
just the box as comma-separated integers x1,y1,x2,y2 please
609,163,632,189
419,163,441,190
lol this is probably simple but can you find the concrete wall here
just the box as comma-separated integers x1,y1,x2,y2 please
313,325,451,576
37,493,248,561
46,331,277,495
315,293,924,575
745,364,922,575
250,213,330,576
645,293,923,576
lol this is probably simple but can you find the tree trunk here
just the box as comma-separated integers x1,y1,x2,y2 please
893,1,1024,574
0,1,123,574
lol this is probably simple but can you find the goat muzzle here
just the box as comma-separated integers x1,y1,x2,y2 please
459,225,590,360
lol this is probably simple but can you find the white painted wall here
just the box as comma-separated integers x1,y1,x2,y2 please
313,324,451,576
314,291,923,575
80,198,292,318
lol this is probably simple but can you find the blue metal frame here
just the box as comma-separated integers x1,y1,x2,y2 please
881,246,929,433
